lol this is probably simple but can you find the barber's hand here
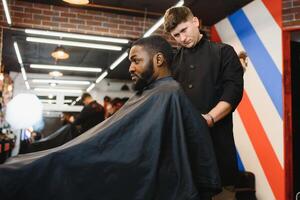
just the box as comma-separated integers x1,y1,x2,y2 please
201,114,214,128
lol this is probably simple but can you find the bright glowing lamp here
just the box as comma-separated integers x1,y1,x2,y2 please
6,94,43,129
63,0,89,5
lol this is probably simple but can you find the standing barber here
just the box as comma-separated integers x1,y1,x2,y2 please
164,6,244,199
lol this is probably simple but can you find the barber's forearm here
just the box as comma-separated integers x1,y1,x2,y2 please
202,101,232,127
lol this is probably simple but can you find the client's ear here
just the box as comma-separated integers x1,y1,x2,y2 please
154,52,164,67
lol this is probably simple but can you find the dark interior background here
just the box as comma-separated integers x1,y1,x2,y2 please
291,40,300,198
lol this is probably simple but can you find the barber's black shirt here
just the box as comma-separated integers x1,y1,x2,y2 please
172,38,244,186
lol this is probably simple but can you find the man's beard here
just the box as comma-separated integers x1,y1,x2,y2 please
132,62,154,92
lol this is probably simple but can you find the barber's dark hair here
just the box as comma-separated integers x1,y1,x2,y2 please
131,35,173,68
164,6,194,33
81,92,92,101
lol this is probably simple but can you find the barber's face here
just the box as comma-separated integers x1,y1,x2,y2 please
170,17,201,48
129,45,154,91
82,98,89,106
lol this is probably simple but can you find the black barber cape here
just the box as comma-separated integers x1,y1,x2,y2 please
0,77,220,200
19,124,80,154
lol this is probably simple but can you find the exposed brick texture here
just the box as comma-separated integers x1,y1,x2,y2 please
3,0,161,38
283,0,300,27
0,0,211,62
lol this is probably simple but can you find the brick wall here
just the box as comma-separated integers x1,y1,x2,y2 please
0,0,211,64
0,1,211,39
283,0,300,27
0,0,176,59
1,0,168,38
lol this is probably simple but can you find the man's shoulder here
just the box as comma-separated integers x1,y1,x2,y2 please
208,40,234,51
153,78,181,94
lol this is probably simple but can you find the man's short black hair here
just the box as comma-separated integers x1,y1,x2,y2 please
81,92,92,101
131,35,174,68
104,96,111,102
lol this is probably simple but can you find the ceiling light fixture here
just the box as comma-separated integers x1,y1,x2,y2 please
34,88,83,93
64,100,73,103
21,67,27,81
71,94,83,105
63,0,89,5
2,0,12,25
76,96,81,102
95,71,108,83
25,81,30,90
143,18,164,38
31,64,102,73
40,99,73,104
49,71,63,77
26,37,122,51
13,42,23,64
40,99,55,104
25,29,129,44
86,83,95,92
51,46,69,60
32,79,90,85
50,83,57,87
109,52,128,70
121,84,129,91
13,41,30,88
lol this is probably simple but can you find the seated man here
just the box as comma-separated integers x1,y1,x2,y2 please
0,36,220,200
73,93,105,133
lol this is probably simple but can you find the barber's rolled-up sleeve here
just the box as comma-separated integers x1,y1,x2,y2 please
219,45,244,111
